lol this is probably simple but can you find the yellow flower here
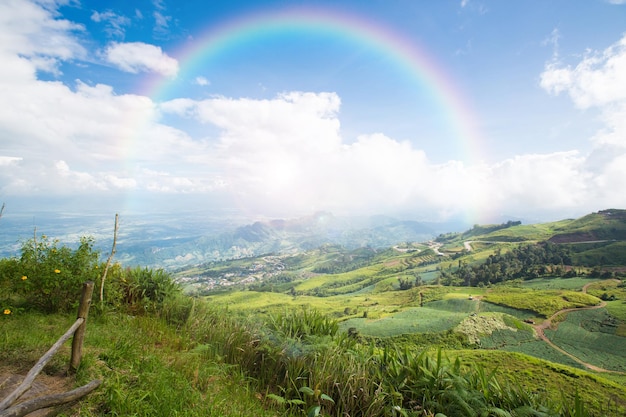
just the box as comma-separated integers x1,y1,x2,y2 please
54,269,61,274
21,275,27,280
3,309,10,315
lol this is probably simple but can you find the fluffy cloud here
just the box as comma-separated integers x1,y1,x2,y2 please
0,0,85,74
1,0,626,222
103,42,179,76
541,34,626,150
540,35,626,109
158,93,612,219
539,34,626,212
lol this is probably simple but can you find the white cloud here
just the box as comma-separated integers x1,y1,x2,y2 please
542,28,561,61
0,156,22,166
0,0,85,74
153,11,170,32
194,76,210,86
91,10,131,38
538,33,626,213
1,0,625,223
607,0,626,4
157,92,617,220
151,0,172,37
0,3,205,197
103,42,179,76
540,35,626,109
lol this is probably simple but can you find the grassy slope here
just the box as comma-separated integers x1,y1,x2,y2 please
183,210,626,414
550,209,626,239
454,350,626,415
0,311,291,417
544,308,626,372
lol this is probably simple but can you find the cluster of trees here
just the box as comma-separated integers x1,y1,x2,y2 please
436,220,522,243
438,242,575,286
397,274,423,290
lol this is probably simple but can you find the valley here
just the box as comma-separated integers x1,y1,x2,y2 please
173,209,626,407
2,208,626,415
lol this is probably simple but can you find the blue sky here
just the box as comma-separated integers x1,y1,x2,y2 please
1,0,626,224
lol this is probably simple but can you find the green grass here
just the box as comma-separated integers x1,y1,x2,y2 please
4,297,626,417
1,310,289,417
206,286,427,323
544,308,626,372
484,287,601,317
477,327,536,349
501,339,586,369
572,241,626,265
586,279,626,322
605,299,626,327
425,298,537,319
339,306,468,337
455,349,626,416
523,277,603,291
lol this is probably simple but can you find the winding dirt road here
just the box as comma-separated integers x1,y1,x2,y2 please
531,280,624,374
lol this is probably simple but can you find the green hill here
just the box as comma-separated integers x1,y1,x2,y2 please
3,210,626,416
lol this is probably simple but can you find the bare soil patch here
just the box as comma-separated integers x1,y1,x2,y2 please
0,365,74,417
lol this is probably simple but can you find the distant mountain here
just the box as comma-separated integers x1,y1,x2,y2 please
116,212,441,268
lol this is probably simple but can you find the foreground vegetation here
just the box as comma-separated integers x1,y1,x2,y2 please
2,211,626,416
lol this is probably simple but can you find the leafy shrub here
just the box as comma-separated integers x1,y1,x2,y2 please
268,307,339,339
6,235,100,313
117,266,182,314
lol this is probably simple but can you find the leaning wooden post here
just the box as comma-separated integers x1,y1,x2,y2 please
70,281,94,372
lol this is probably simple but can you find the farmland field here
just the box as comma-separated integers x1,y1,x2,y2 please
586,279,626,322
500,340,585,369
338,306,467,337
426,298,539,320
544,308,626,372
522,277,601,290
484,288,601,317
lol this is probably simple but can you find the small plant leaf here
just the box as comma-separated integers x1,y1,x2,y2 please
307,405,321,417
299,386,315,396
320,393,335,403
266,393,286,404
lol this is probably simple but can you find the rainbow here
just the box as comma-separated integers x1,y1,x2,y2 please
130,6,489,221
141,6,485,165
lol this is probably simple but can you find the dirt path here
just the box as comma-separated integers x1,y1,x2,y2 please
0,366,73,416
531,279,625,374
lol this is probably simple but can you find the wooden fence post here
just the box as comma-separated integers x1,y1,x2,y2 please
70,281,94,372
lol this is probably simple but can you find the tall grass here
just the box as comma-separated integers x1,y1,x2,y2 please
180,302,621,417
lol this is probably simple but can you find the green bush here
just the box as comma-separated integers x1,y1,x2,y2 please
268,307,339,340
6,235,100,313
117,266,182,314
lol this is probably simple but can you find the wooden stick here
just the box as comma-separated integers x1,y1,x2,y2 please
100,213,119,304
70,281,94,372
0,380,101,417
0,318,84,411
